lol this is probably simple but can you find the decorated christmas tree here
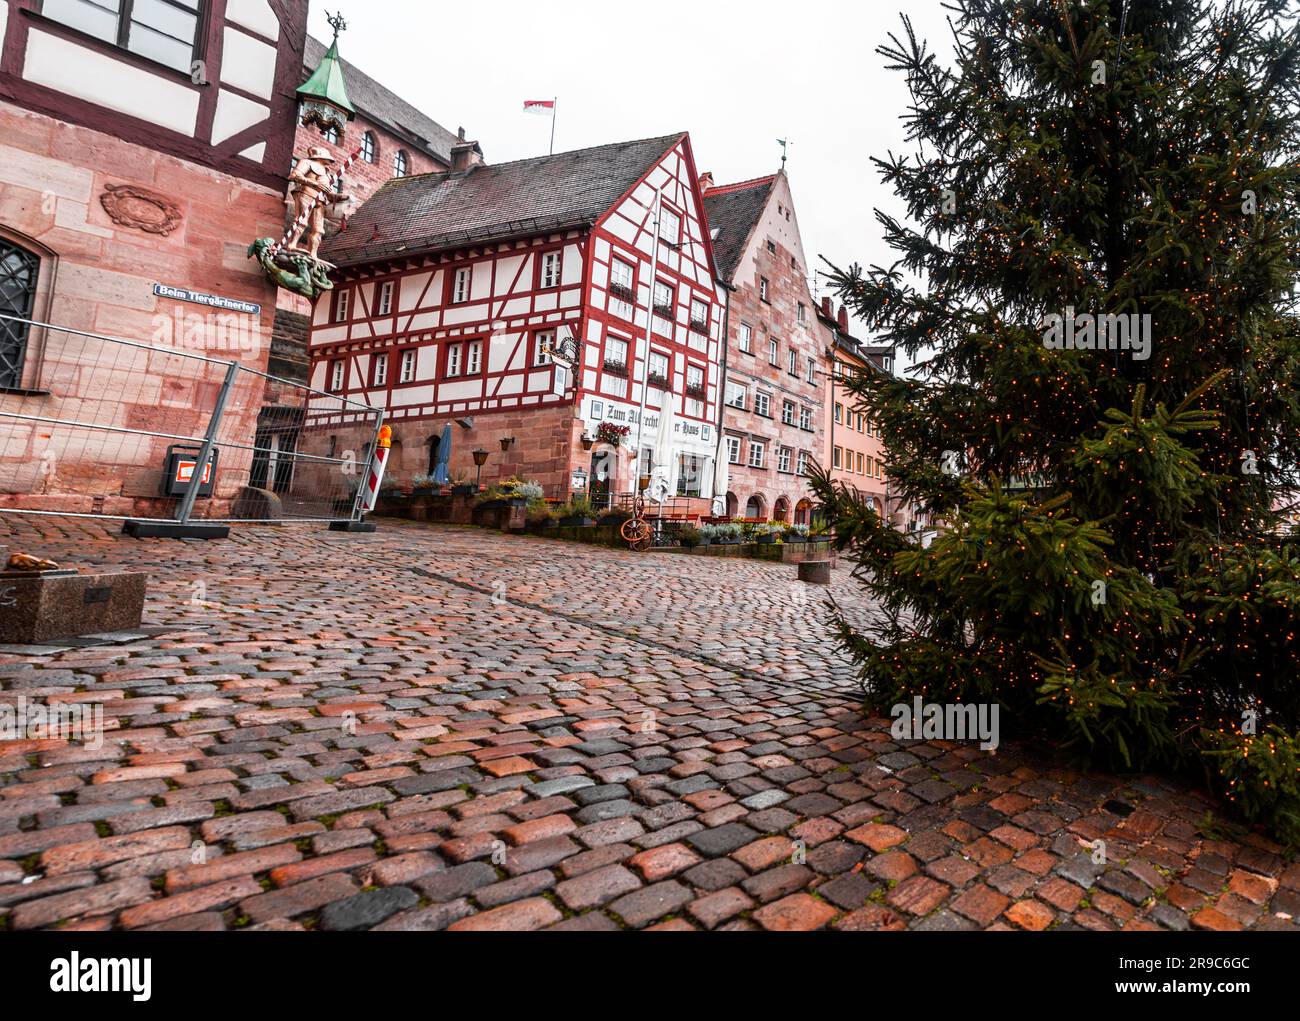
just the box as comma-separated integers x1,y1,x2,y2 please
814,0,1300,840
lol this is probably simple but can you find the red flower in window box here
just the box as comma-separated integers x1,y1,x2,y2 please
594,422,631,448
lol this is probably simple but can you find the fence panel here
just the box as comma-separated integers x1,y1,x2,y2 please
0,315,382,525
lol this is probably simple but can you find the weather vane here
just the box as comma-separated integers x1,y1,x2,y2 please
777,138,791,170
326,10,347,40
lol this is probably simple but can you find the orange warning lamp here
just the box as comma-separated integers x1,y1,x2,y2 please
377,425,392,449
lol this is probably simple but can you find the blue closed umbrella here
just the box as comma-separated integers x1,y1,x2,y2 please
432,423,453,485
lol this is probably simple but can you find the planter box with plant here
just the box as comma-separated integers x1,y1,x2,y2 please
557,496,597,527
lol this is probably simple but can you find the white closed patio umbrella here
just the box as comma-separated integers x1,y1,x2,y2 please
651,397,677,505
710,433,729,516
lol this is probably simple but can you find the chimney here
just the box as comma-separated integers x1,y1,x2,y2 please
821,296,833,319
837,304,849,332
699,171,714,193
450,140,484,172
457,126,466,141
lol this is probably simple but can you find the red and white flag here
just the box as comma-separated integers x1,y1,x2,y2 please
523,99,555,116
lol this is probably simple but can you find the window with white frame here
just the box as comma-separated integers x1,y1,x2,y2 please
466,340,481,375
725,381,746,409
788,349,798,375
690,297,709,331
759,277,770,302
799,406,812,430
833,446,842,469
685,362,704,394
739,322,753,353
539,251,562,289
652,280,674,317
452,267,471,303
754,392,770,417
535,328,555,366
748,441,765,468
856,452,865,474
777,447,792,473
798,302,806,324
604,335,628,372
865,455,874,477
782,400,795,425
796,450,810,475
834,402,843,423
768,338,779,365
335,289,349,323
446,343,462,377
44,0,203,73
648,350,670,385
399,349,416,383
372,352,388,387
377,281,393,316
610,257,635,298
725,435,741,464
676,453,703,497
659,206,681,246
361,131,376,164
393,149,409,177
328,359,344,392
806,356,815,383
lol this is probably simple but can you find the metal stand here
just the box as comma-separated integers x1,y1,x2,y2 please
123,361,237,540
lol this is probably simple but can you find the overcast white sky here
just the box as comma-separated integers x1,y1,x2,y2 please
309,0,954,342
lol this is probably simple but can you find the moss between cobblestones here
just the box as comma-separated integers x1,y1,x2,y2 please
213,800,233,817
231,914,251,928
19,853,39,876
94,821,112,838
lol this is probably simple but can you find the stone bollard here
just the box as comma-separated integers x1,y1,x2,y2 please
797,559,832,585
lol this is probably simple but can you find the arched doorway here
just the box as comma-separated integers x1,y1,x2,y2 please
725,492,738,518
427,432,441,475
744,494,767,519
773,497,790,523
794,499,812,525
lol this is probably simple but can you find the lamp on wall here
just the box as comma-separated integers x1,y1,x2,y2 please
580,433,594,451
472,448,489,490
499,436,515,452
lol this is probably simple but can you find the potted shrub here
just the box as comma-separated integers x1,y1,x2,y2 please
450,470,475,496
678,524,702,549
558,496,597,527
754,522,780,544
718,522,742,544
697,523,718,547
784,522,810,542
526,505,557,531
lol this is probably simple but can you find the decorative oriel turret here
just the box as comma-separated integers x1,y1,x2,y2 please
296,12,355,134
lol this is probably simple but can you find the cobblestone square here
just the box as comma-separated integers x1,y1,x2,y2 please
0,519,1295,931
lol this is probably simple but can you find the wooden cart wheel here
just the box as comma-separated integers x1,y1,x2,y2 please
621,518,652,551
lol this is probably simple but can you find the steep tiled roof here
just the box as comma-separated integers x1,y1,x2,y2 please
323,133,685,267
702,176,775,282
304,36,462,165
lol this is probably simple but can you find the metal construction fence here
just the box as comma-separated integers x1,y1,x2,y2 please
0,314,384,527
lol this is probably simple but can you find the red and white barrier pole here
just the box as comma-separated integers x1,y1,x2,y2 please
361,425,391,514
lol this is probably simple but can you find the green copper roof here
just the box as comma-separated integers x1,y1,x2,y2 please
297,37,355,116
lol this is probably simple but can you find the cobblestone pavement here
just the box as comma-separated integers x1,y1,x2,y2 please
0,516,1295,931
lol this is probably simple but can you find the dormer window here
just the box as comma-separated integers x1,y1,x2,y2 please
321,124,341,145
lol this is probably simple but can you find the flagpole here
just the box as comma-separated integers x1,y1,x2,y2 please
632,188,662,494
549,97,557,155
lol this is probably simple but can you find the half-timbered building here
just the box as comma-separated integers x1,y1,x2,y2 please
311,131,727,505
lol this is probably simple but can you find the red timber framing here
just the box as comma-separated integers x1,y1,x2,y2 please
307,134,728,498
0,0,309,192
